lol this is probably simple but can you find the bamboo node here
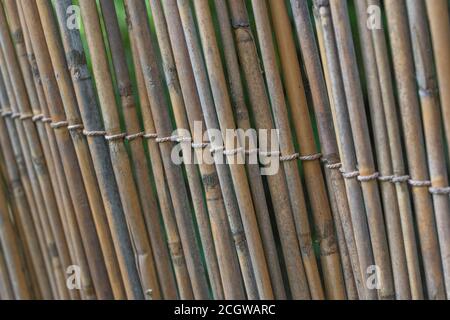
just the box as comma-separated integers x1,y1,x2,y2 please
408,179,432,188
418,87,437,98
429,186,450,195
50,121,69,129
358,172,380,182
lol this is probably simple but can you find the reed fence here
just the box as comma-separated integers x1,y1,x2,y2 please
0,0,449,300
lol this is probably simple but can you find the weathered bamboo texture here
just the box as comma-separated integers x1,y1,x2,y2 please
249,0,327,299
177,0,274,299
98,0,178,299
37,0,131,300
407,0,450,298
218,0,311,300
195,0,286,300
291,0,360,299
11,0,94,299
268,0,346,300
148,0,245,299
129,34,194,300
368,0,423,300
384,0,446,300
354,1,410,299
0,168,30,299
0,240,14,299
314,0,377,300
329,0,395,299
53,0,144,300
425,0,450,159
162,0,258,299
0,3,76,300
0,52,60,299
124,0,211,299
20,0,118,299
78,0,162,300
0,72,51,299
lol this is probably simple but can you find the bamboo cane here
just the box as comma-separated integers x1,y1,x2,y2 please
0,240,14,299
178,0,273,299
124,0,211,299
148,0,247,299
247,0,326,299
10,0,94,299
0,174,30,299
267,0,346,300
368,0,423,300
161,0,258,299
79,0,165,299
20,0,116,300
0,75,51,299
0,8,75,299
36,0,131,300
407,0,450,298
53,0,144,300
290,0,361,299
384,0,446,300
314,0,377,300
0,58,61,299
329,0,395,299
129,34,194,300
216,0,312,300
98,0,178,299
212,0,290,300
425,0,450,159
353,0,411,299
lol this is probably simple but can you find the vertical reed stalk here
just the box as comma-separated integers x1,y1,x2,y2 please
354,0,411,299
0,4,75,299
291,0,361,299
20,0,116,299
218,0,312,300
129,35,194,300
149,0,247,299
407,0,450,298
124,0,211,299
268,0,345,299
425,0,450,158
78,0,161,299
0,241,14,299
213,0,289,300
368,0,423,300
329,0,395,299
179,0,274,299
314,0,377,300
98,0,178,299
384,0,446,300
53,0,144,300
